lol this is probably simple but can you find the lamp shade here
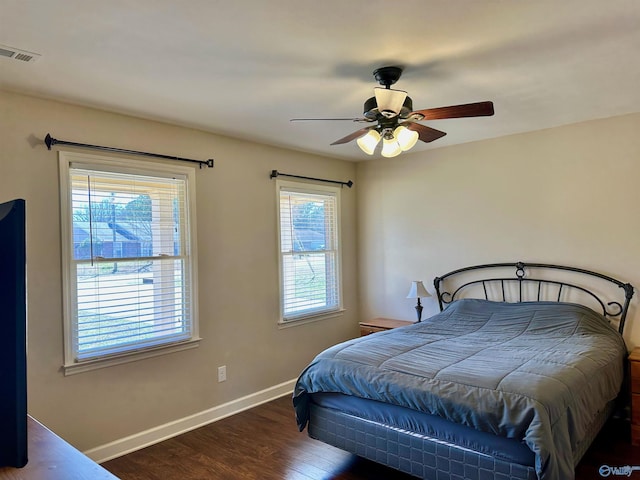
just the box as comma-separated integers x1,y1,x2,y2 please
406,280,431,299
394,126,419,151
356,129,381,155
374,88,408,117
381,137,401,158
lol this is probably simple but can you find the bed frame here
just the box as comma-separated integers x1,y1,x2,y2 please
307,262,635,480
434,262,634,334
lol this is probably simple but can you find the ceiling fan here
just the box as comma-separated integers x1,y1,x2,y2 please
291,66,494,157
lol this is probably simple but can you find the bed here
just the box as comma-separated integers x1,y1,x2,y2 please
293,262,635,480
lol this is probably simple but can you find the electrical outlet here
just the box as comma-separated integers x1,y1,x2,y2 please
217,365,227,382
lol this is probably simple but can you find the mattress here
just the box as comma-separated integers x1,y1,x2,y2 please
294,299,627,480
311,392,535,466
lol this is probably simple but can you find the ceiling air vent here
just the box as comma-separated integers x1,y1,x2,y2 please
0,44,41,63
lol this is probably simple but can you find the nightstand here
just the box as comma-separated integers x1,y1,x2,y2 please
630,347,640,446
359,318,413,337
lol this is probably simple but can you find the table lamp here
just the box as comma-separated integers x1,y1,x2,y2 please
406,280,431,322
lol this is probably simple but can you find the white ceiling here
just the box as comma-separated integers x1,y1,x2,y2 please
2,0,639,161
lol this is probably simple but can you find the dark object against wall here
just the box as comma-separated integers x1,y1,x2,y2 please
0,199,28,467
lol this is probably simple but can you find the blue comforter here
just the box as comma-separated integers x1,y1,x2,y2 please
293,300,627,480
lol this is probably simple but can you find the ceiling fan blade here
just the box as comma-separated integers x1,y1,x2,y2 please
411,101,494,120
406,123,447,143
330,127,373,145
290,117,371,122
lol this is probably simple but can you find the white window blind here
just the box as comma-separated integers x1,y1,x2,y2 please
62,159,197,365
278,183,341,321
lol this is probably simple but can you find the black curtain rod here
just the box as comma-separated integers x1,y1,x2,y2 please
44,134,214,169
270,170,353,188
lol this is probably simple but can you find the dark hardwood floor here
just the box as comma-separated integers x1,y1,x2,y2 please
102,395,640,480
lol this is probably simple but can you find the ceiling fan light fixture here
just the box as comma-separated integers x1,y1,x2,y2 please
381,136,402,158
394,126,419,151
374,88,407,118
356,129,381,155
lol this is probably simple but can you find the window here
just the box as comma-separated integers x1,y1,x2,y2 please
277,181,342,323
59,152,199,374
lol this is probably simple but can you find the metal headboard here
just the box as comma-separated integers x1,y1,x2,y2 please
433,262,634,334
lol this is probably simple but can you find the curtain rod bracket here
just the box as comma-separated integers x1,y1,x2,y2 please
270,170,353,188
44,133,214,169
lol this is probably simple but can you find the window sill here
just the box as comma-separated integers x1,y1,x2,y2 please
278,309,346,329
62,338,202,376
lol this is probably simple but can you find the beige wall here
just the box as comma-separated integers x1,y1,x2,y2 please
357,113,640,350
0,90,359,451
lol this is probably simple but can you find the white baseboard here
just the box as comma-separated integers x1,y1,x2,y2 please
85,378,297,464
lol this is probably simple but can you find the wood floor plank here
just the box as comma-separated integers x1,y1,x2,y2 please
103,395,640,480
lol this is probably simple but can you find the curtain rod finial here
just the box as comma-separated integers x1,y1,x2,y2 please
44,133,56,150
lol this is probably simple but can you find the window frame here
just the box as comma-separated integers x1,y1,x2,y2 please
59,151,200,375
276,179,344,325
